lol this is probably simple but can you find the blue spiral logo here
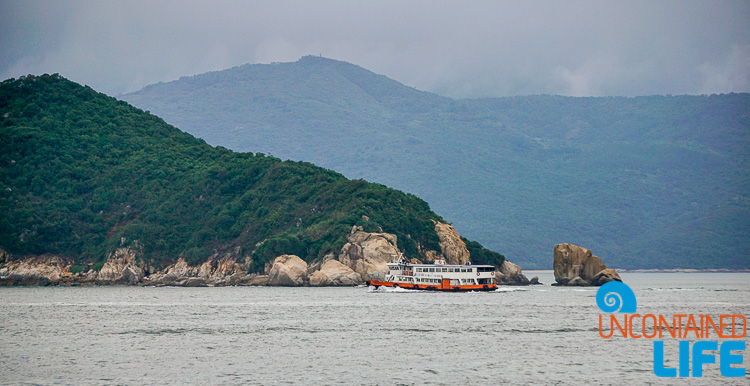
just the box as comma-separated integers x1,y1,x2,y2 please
596,281,637,313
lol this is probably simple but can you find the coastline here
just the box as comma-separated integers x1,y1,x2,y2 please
617,268,750,273
526,269,750,274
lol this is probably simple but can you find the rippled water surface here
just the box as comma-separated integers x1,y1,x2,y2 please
1,272,748,384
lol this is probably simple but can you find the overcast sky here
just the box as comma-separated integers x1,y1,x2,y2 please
1,0,748,98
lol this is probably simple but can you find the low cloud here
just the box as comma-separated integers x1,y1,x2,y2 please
1,1,748,97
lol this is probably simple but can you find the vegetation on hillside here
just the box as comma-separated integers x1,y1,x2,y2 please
0,74,504,272
122,56,750,269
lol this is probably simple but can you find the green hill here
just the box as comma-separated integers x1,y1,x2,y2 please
121,56,750,269
0,74,504,272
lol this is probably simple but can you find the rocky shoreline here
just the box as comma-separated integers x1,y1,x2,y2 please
552,243,621,286
618,268,750,273
1,222,536,287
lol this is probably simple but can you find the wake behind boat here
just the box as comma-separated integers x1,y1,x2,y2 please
367,255,497,292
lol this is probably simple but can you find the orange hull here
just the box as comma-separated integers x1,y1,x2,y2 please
368,280,497,292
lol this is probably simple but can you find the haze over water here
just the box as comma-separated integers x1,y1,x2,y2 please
1,272,748,384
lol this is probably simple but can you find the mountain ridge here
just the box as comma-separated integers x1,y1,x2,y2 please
0,74,506,283
121,57,750,269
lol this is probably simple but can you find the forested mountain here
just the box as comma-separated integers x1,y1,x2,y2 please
0,74,504,272
121,56,750,269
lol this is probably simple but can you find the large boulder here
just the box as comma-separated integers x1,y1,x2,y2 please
494,259,532,285
553,243,621,286
432,221,471,265
590,268,623,286
267,254,308,286
241,274,270,286
309,259,363,286
338,226,400,281
96,247,145,285
567,276,589,286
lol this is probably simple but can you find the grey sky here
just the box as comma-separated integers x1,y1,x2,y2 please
1,0,748,98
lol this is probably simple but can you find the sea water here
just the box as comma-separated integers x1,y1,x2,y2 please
1,272,748,385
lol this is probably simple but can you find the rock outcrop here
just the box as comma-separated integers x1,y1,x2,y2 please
553,243,622,286
144,248,253,286
338,226,399,281
432,221,471,265
309,259,362,286
0,254,98,286
590,268,623,286
0,245,263,287
266,254,308,286
0,255,68,286
494,259,536,285
96,247,145,285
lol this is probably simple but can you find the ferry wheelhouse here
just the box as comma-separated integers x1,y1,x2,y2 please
368,255,497,292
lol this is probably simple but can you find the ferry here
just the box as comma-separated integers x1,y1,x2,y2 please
367,255,497,292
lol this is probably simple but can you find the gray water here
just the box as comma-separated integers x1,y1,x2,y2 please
1,272,748,385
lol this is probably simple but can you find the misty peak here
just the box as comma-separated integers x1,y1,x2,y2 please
297,55,345,65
